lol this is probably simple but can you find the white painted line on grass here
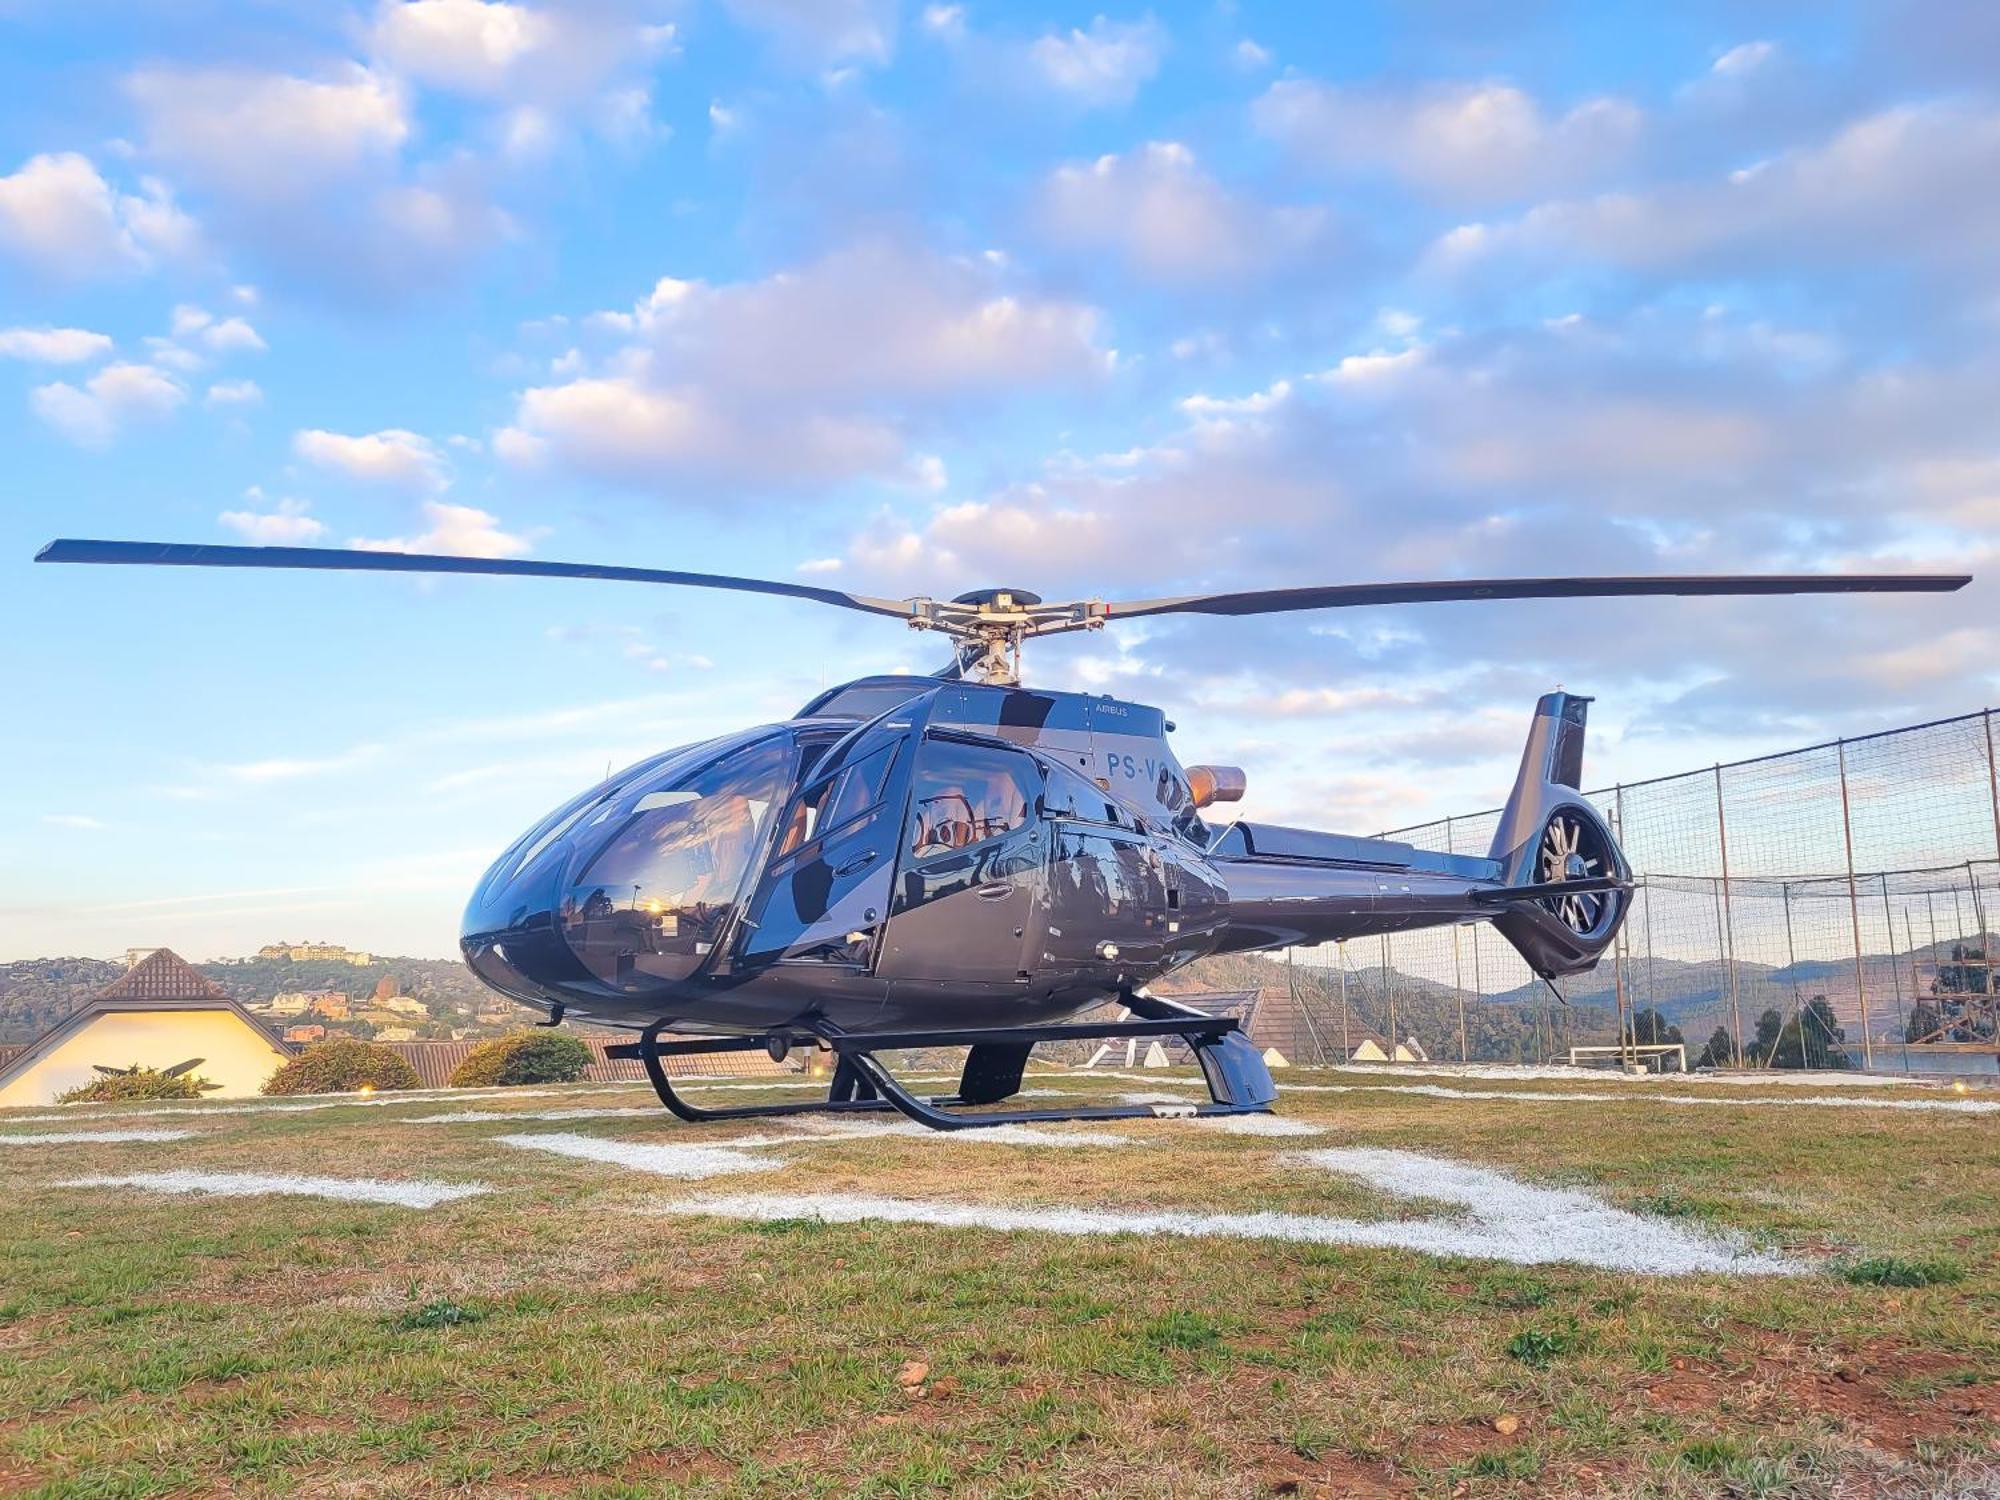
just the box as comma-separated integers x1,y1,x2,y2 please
0,1129,196,1144
653,1146,1799,1277
58,1170,490,1208
407,1107,660,1124
496,1131,790,1179
1277,1081,2000,1115
4,1083,654,1125
1177,1114,1327,1137
781,1118,1133,1148
1313,1062,1939,1088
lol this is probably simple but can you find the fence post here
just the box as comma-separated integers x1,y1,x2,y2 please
1447,816,1467,1062
1381,933,1398,1061
1336,943,1350,1061
1836,738,1875,1069
1986,708,2000,861
1882,875,1911,1073
1714,765,1746,1066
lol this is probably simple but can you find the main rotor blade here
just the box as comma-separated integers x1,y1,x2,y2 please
35,539,914,620
1102,573,1971,620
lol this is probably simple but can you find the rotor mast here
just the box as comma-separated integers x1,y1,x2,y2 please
905,588,1105,686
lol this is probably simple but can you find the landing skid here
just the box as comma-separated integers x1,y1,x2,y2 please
604,996,1279,1132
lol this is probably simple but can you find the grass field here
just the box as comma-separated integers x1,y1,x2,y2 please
1,1065,1995,1498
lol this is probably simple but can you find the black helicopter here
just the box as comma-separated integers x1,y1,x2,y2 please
36,539,1967,1128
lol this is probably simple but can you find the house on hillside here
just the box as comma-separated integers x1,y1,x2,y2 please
0,949,293,1107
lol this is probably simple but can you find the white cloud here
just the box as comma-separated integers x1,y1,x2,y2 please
368,0,554,94
202,316,267,354
1029,15,1165,108
1038,141,1329,282
294,428,449,491
0,326,113,363
219,496,326,543
367,0,679,120
1423,101,2000,285
31,363,185,446
206,378,264,406
174,306,267,354
353,499,533,557
127,65,409,198
719,0,896,67
500,241,1108,492
499,375,903,487
0,152,197,278
1254,78,1641,201
42,814,106,830
920,4,966,39
1234,38,1271,70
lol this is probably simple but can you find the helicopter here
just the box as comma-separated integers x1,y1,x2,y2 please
36,538,1968,1129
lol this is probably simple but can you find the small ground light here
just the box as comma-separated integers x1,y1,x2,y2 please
359,1084,376,1098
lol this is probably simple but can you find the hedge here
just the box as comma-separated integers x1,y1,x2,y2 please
448,1031,593,1088
262,1038,421,1095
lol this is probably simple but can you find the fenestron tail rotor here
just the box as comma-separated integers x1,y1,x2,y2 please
35,538,1971,687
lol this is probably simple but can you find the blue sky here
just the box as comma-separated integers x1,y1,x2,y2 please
2,0,1996,960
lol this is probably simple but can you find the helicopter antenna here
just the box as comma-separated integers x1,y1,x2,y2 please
35,539,1970,689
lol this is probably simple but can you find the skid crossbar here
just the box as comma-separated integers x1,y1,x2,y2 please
607,1005,1279,1131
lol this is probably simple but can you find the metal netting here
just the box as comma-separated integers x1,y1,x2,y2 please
1288,708,2000,1074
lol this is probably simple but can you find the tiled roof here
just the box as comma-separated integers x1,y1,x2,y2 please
379,1036,798,1090
95,948,234,1004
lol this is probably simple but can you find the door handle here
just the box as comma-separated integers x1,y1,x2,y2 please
976,883,1013,901
834,850,879,877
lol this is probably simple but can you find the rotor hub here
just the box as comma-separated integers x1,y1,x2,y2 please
950,587,1044,607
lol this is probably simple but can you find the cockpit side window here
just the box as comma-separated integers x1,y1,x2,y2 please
1041,762,1130,828
909,737,1040,860
775,743,899,858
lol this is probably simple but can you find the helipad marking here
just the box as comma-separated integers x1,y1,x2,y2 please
1177,1114,1327,1137
59,1170,489,1208
1277,1081,2000,1115
652,1147,1800,1276
408,1106,659,1124
496,1131,791,1179
1,1128,196,1144
781,1118,1133,1147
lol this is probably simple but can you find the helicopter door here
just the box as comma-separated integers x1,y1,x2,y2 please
735,712,923,968
876,734,1044,987
1040,763,1169,989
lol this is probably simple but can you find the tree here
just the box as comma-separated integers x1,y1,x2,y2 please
1629,1008,1685,1048
1768,995,1851,1070
1694,1025,1737,1069
1752,1008,1784,1062
449,1031,593,1088
1905,1000,1942,1044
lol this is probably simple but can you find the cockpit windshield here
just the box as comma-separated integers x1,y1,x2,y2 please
560,734,795,989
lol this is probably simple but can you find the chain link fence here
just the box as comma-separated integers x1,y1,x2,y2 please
1288,708,2000,1075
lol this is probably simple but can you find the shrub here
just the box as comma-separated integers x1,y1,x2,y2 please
448,1031,593,1088
57,1065,216,1104
262,1038,420,1096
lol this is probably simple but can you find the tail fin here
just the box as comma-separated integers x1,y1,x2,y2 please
1486,692,1630,979
1489,692,1592,879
